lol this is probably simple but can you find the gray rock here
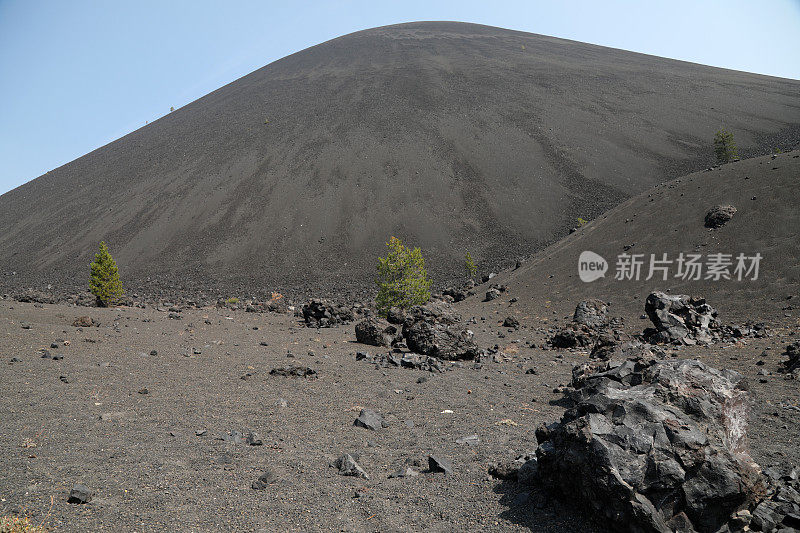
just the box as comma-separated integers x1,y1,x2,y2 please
251,470,275,490
428,454,453,475
402,303,480,360
573,299,608,328
535,358,761,533
456,434,479,446
354,408,385,431
246,432,263,446
485,288,501,301
269,365,317,378
704,204,737,228
388,467,420,479
68,484,93,504
643,292,719,345
355,318,397,347
333,454,369,479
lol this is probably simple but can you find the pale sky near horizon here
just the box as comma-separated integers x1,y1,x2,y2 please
1,0,798,196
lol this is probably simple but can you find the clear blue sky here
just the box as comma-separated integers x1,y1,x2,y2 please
1,0,798,196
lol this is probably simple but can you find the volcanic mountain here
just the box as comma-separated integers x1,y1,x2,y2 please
1,21,798,298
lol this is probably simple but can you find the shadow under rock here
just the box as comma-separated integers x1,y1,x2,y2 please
493,479,606,532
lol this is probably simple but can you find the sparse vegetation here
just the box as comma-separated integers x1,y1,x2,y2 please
0,515,46,533
170,106,175,112
577,217,588,226
226,297,240,305
89,241,124,307
713,128,738,164
375,236,431,315
464,251,477,279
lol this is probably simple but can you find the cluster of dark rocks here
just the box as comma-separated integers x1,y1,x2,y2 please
356,350,445,373
243,297,290,314
354,301,481,366
642,292,770,346
523,355,788,533
781,342,800,377
441,280,476,302
301,299,366,328
548,299,627,352
268,365,317,378
484,283,508,302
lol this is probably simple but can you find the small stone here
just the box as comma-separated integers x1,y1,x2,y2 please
59,375,69,383
246,432,263,446
456,434,479,445
68,484,93,504
276,398,288,408
149,350,158,356
354,409,385,431
269,365,317,378
251,470,275,490
195,429,207,436
389,467,419,479
137,388,149,395
428,454,453,474
333,454,369,479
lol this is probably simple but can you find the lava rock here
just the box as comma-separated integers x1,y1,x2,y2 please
68,484,93,504
489,462,519,480
251,470,275,490
704,204,737,228
388,466,420,478
301,299,355,328
355,318,397,347
72,316,97,327
572,299,608,328
428,454,453,475
354,408,385,431
643,291,719,345
534,357,762,533
502,316,520,329
485,288,501,301
269,366,317,378
402,303,480,360
333,454,369,479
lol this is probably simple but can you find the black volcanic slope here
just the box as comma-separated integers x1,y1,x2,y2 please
1,21,798,298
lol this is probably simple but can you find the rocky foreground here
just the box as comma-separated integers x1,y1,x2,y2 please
1,288,799,532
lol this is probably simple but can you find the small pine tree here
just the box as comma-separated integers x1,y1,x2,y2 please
714,129,738,164
375,236,431,315
464,251,477,279
89,241,124,307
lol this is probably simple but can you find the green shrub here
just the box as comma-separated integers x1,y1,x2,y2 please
714,129,738,164
375,236,431,315
0,515,46,533
577,217,588,226
464,251,477,279
89,241,124,307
